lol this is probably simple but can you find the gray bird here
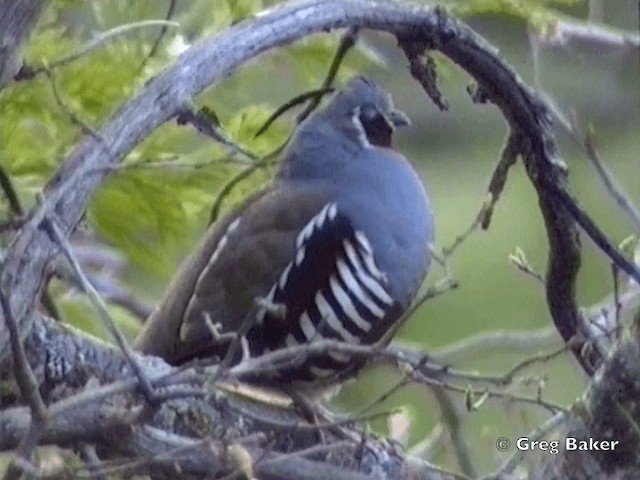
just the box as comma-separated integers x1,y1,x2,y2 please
135,76,434,388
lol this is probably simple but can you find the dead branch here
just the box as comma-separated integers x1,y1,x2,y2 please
0,315,456,480
0,0,48,88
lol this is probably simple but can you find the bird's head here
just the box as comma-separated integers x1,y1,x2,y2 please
319,76,410,149
280,77,411,181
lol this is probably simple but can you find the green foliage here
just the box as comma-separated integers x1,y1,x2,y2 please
3,0,364,335
439,0,582,28
229,0,264,23
285,35,386,86
176,0,264,37
87,102,287,278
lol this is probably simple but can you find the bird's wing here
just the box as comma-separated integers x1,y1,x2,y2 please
133,186,268,360
135,184,333,363
249,199,402,382
136,181,400,380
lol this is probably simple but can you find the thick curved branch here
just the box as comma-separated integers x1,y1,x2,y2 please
0,0,48,88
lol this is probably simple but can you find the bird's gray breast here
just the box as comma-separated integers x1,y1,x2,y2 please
318,148,434,307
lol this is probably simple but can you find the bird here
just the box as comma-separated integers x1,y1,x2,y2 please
135,76,434,390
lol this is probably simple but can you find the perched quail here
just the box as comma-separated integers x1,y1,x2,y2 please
135,76,434,388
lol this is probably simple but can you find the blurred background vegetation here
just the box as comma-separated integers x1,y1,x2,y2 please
1,0,638,476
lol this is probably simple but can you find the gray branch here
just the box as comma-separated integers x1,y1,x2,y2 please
0,0,48,88
0,315,453,480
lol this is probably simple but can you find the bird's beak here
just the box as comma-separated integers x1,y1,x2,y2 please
388,109,411,128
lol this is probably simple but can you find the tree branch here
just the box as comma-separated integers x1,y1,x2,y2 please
0,315,456,480
0,0,48,88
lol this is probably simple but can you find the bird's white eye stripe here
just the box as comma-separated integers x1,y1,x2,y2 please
351,106,372,149
336,258,385,318
343,240,394,306
329,275,371,332
315,292,360,344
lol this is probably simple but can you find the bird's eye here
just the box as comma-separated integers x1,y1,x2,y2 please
357,105,393,147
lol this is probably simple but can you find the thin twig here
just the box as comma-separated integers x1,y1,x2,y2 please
209,157,276,223
509,247,545,284
429,327,559,364
79,444,108,480
399,39,449,111
553,181,640,285
206,304,261,386
441,198,492,258
43,215,157,402
439,136,518,258
255,27,358,137
481,133,520,230
224,338,569,412
432,387,477,477
0,164,60,319
0,293,47,420
410,368,568,414
583,129,640,231
478,412,568,480
355,374,412,417
57,264,153,321
254,87,334,138
402,275,458,320
45,69,102,141
612,263,622,332
0,163,23,216
496,343,571,386
139,1,178,71
259,440,353,465
539,101,640,284
296,27,359,124
536,18,640,52
585,285,640,339
0,291,48,480
539,95,640,232
20,20,180,79
176,104,259,162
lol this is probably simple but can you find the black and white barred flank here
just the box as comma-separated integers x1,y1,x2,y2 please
248,203,398,381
